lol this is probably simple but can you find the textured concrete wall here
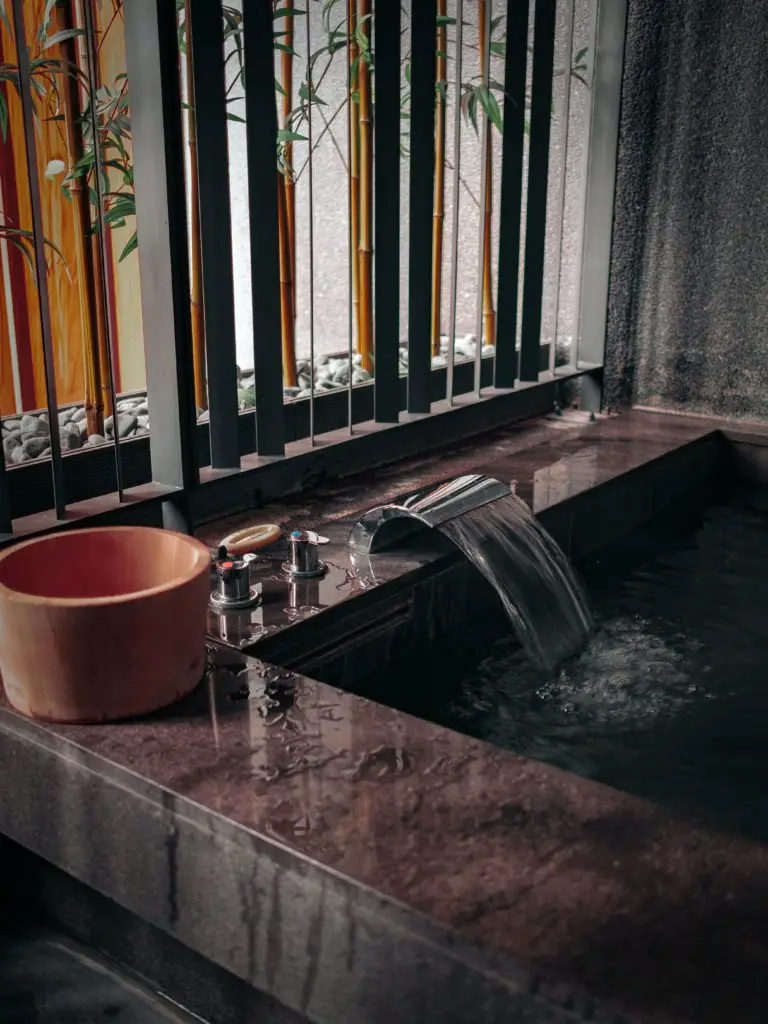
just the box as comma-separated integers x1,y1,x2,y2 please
605,0,768,419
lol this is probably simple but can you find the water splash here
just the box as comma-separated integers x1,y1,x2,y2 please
439,493,592,671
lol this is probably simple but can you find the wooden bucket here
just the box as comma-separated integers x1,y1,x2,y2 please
0,526,211,723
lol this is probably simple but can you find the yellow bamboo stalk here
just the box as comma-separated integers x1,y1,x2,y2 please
478,0,495,347
431,0,447,356
61,1,105,435
184,0,208,410
280,4,296,324
347,0,360,352
356,0,373,372
277,172,298,386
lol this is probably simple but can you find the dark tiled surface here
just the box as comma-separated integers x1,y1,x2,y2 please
3,645,768,1024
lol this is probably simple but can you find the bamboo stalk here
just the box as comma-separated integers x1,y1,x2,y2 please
356,0,373,372
277,171,297,386
431,0,447,356
478,0,496,347
62,0,106,436
184,0,208,410
347,0,360,352
280,3,296,325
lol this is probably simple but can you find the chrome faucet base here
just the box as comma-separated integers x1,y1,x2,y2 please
281,560,327,580
210,587,262,611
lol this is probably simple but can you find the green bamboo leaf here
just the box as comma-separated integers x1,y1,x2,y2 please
0,0,10,35
273,42,298,55
436,15,456,26
43,28,86,50
118,232,138,262
7,235,36,275
478,85,503,133
277,128,308,143
40,0,58,41
273,7,306,18
226,112,246,123
106,196,136,219
574,46,588,64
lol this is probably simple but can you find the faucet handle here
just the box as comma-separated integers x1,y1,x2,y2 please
283,529,328,579
210,551,261,610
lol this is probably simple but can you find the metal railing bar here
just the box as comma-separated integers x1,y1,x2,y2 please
305,0,316,444
474,0,492,399
11,0,66,519
494,0,530,388
123,0,198,492
446,0,464,407
519,0,557,382
6,347,552,521
346,0,354,437
549,0,575,377
407,0,437,414
242,0,285,457
82,0,124,498
3,481,178,549
188,0,240,469
373,0,400,423
192,373,565,525
0,449,10,536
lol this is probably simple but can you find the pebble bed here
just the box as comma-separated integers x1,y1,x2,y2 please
2,336,495,466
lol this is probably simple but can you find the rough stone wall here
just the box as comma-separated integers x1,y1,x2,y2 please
605,0,768,420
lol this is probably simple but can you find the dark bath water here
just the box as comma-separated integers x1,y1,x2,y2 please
432,485,768,841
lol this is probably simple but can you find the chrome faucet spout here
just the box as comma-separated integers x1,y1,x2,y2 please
347,474,511,554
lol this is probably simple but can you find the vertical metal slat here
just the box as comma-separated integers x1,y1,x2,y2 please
494,0,531,387
11,0,66,518
407,0,437,414
124,0,198,492
519,0,557,383
346,0,355,436
189,0,240,469
0,441,10,535
549,0,576,377
373,0,400,422
243,0,285,456
82,0,124,498
305,0,316,444
473,0,492,398
446,0,464,406
576,0,629,410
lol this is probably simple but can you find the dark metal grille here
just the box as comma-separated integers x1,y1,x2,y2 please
0,0,626,541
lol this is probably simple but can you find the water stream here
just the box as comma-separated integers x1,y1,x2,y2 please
438,493,593,672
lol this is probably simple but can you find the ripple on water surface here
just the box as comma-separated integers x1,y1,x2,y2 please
441,487,768,841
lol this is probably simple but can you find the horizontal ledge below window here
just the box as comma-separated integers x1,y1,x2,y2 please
1,483,178,549
2,360,585,532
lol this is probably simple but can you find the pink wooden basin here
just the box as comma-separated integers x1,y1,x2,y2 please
0,526,211,723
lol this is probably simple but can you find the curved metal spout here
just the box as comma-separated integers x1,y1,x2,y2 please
347,474,511,554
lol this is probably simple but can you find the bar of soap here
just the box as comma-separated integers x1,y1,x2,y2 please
219,523,282,555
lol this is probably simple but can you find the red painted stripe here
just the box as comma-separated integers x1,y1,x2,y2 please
0,28,36,413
